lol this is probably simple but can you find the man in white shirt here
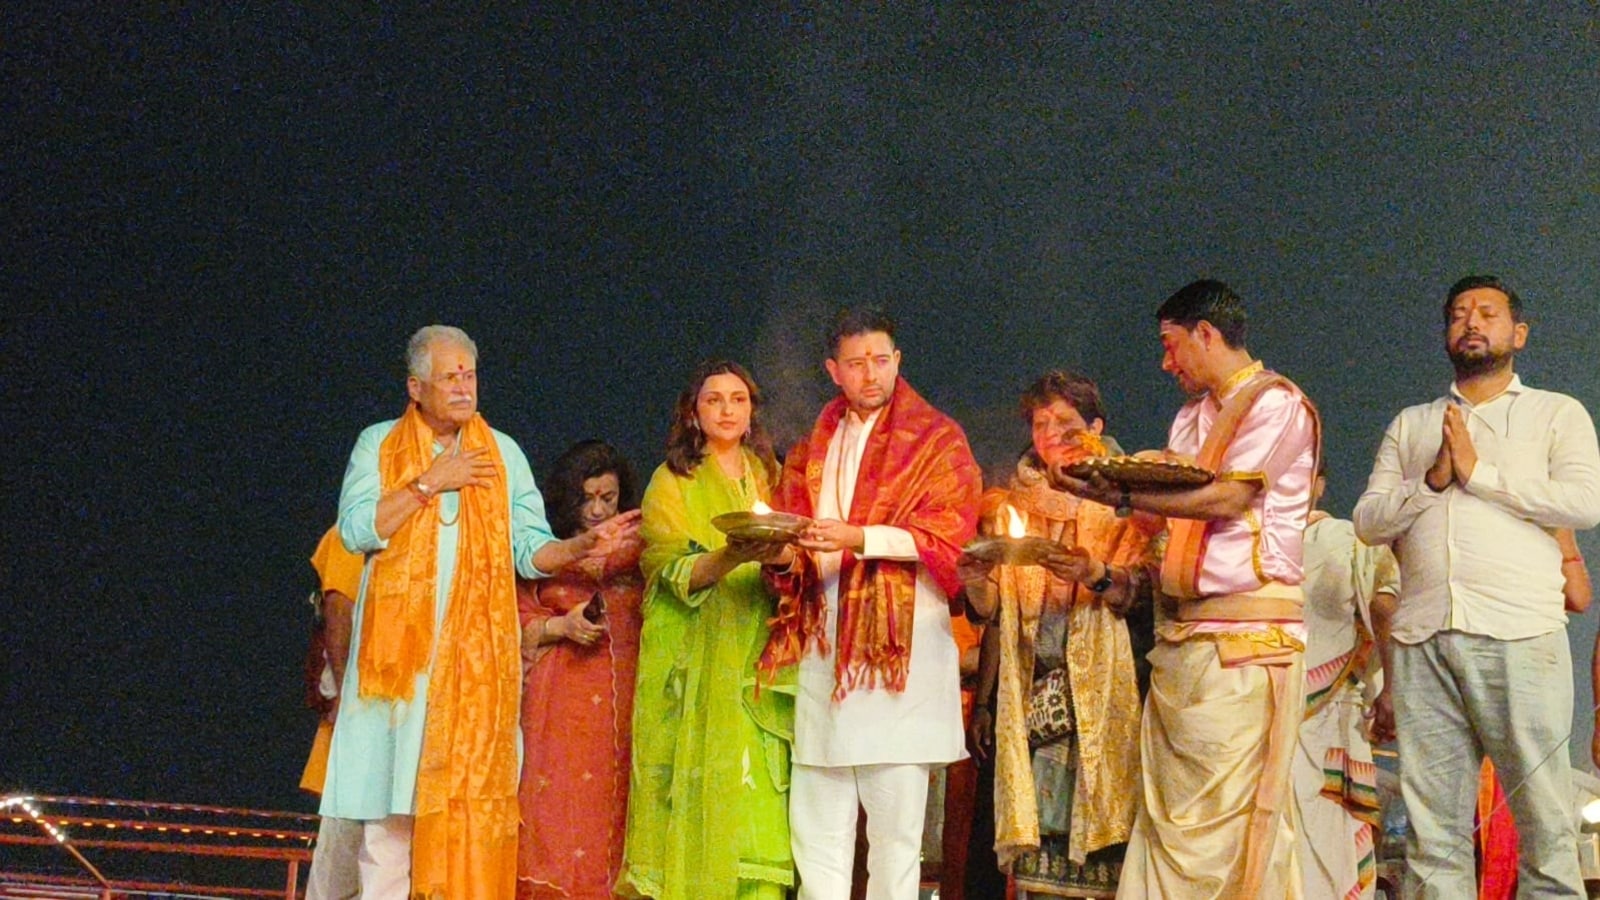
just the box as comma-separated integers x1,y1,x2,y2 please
759,308,983,900
1353,275,1600,898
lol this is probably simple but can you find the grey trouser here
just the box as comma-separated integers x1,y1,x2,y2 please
1393,629,1583,898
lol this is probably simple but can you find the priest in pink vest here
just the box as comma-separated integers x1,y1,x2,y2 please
1053,280,1320,899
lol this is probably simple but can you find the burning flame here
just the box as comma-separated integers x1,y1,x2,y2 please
752,500,773,516
1006,504,1026,538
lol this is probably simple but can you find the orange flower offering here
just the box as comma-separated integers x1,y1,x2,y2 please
1057,430,1108,466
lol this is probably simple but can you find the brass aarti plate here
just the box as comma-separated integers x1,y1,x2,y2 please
1062,456,1214,489
711,510,809,543
963,536,1063,567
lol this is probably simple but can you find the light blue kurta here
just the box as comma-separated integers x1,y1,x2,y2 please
321,419,554,820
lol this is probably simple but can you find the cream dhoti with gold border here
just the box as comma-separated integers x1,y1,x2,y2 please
1117,589,1307,900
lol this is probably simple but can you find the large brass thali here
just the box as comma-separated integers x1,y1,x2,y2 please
1060,455,1214,489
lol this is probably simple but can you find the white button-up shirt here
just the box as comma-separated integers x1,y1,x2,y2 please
1353,375,1600,643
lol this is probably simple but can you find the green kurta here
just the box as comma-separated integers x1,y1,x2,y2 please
616,450,795,900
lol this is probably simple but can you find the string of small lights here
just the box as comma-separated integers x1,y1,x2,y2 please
0,794,111,888
1,793,317,898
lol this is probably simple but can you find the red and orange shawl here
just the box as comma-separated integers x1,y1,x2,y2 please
360,404,521,900
759,378,982,700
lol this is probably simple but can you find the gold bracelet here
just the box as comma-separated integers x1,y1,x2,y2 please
407,479,433,505
1564,555,1584,565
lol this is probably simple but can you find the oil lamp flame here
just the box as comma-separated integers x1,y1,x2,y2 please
751,500,773,516
1006,505,1026,538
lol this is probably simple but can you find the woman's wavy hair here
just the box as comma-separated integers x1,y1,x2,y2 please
1018,369,1108,470
1018,369,1107,427
664,359,779,483
543,440,639,539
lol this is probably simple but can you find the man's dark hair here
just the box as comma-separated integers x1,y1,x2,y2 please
1156,279,1248,349
543,440,639,539
827,307,896,358
1443,275,1524,326
1019,370,1107,428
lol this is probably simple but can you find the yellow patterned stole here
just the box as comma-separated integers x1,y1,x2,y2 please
991,477,1153,867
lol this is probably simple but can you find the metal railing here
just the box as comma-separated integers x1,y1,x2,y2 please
0,795,316,900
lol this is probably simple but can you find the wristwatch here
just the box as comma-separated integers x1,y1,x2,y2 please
1088,565,1115,594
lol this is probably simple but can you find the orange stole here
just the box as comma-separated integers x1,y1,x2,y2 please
363,406,522,900
301,526,367,794
760,378,982,699
1159,370,1322,600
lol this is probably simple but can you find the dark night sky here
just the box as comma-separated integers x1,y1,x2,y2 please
5,6,1598,811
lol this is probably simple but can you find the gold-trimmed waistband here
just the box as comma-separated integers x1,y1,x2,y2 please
1172,581,1304,623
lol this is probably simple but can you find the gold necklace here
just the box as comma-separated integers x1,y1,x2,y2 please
1215,360,1264,400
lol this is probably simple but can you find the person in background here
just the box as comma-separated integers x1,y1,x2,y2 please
1291,463,1398,900
301,525,364,900
516,440,645,899
1476,527,1591,900
933,609,984,900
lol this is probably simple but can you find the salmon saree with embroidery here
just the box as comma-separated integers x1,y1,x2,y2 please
515,541,643,899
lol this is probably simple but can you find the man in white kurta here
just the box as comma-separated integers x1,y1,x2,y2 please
760,308,982,900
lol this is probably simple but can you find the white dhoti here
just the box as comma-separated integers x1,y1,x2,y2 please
1117,637,1305,900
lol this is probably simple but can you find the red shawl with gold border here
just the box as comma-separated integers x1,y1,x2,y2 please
759,378,982,699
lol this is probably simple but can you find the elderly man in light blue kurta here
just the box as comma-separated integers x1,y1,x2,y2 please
322,325,638,900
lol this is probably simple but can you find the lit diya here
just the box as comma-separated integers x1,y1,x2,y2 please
711,500,809,543
963,504,1063,566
